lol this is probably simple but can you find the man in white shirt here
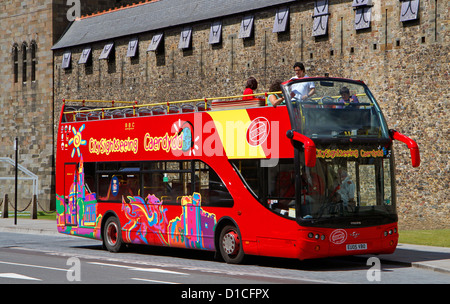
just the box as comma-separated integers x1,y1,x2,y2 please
290,62,316,100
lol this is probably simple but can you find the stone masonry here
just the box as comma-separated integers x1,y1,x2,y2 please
0,0,138,212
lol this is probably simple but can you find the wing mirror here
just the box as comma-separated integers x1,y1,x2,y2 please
389,129,420,167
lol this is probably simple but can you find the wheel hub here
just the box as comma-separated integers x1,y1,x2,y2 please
222,231,239,255
107,223,118,245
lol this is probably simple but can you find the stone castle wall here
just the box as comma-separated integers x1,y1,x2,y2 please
52,0,449,229
0,0,140,211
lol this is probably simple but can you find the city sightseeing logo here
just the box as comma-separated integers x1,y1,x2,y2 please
68,124,87,158
329,229,347,245
246,117,270,147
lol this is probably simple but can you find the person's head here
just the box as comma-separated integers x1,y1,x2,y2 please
246,76,258,90
269,79,282,92
337,168,348,181
293,62,306,78
339,87,350,101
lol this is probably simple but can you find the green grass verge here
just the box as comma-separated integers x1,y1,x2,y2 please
3,211,56,220
399,229,450,247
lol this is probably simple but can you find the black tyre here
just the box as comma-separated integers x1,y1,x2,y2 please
219,225,245,264
103,216,124,253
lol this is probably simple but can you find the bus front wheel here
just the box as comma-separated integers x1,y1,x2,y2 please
219,225,244,264
103,216,124,253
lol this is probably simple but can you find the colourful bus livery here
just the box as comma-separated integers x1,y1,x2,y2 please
56,77,419,263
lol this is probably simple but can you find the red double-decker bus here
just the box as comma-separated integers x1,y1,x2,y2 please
55,77,420,263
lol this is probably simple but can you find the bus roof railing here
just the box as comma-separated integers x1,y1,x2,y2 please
61,91,371,121
62,92,282,121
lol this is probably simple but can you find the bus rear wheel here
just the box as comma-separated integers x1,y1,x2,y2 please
219,225,244,264
103,216,124,253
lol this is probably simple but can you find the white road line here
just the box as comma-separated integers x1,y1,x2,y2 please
88,261,189,275
131,278,180,284
0,273,42,281
0,260,67,272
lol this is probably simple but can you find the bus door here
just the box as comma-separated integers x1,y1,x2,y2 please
64,163,78,226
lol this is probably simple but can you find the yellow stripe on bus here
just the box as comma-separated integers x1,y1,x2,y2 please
208,110,267,159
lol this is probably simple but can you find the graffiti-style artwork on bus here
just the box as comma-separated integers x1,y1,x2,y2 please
121,194,170,246
168,192,217,250
121,192,217,250
56,157,102,239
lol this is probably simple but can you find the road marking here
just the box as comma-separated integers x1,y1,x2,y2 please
88,261,189,275
131,278,180,284
0,260,67,272
0,273,41,281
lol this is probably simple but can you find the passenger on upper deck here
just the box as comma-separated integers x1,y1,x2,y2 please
267,80,285,107
336,86,359,108
243,76,258,100
290,62,315,100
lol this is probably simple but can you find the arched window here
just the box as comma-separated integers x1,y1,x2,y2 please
30,41,37,82
12,44,19,83
22,42,28,83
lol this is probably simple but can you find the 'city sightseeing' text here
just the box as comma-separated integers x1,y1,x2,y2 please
89,137,139,155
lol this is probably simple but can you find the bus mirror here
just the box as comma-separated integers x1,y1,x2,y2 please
286,130,316,167
389,129,420,168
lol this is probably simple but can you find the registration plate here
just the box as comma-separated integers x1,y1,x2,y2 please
346,243,367,251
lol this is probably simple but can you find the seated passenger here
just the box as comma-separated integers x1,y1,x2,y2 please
267,80,285,107
337,87,359,108
243,76,258,100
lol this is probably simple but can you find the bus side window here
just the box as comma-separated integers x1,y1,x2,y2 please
84,162,95,194
142,172,165,201
124,174,140,197
141,161,192,205
195,161,233,207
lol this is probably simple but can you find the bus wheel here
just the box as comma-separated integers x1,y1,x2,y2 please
219,225,244,264
103,216,124,253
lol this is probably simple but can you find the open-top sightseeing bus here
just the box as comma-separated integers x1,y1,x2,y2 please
55,77,420,263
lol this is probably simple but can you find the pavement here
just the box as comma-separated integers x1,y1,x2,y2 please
0,218,449,275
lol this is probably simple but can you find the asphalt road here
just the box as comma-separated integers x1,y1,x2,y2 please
0,231,449,287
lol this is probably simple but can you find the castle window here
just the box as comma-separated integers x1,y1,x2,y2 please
147,33,164,52
12,44,19,83
312,0,330,37
99,42,115,60
127,37,139,58
273,7,289,33
78,47,92,65
61,51,72,69
400,0,420,22
209,21,222,45
353,0,373,30
22,42,28,83
30,41,37,81
239,15,254,39
178,27,192,49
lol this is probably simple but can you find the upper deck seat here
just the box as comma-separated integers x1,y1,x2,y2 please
102,110,113,119
111,109,125,118
151,106,165,115
87,110,101,120
75,107,90,121
64,107,76,122
138,107,152,116
181,104,195,113
124,108,135,117
196,102,211,112
168,105,180,114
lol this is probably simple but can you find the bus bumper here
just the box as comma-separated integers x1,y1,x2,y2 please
297,224,399,260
